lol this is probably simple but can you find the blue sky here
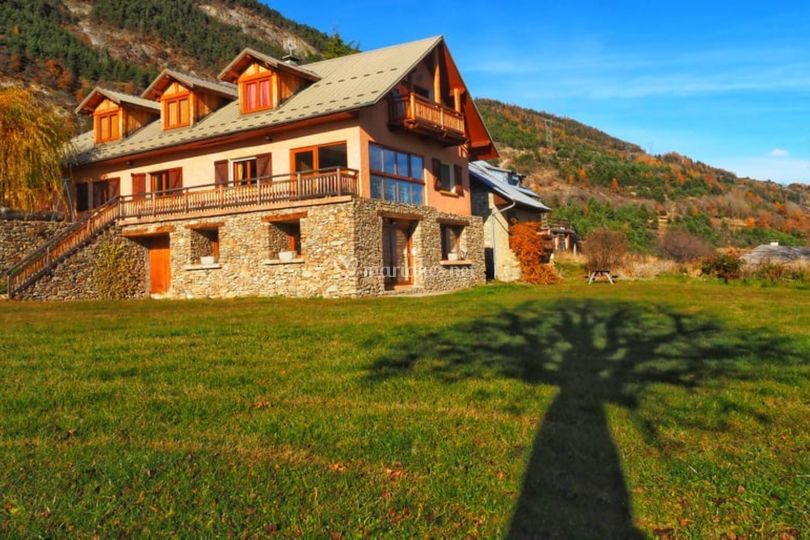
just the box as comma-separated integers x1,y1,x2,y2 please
266,0,810,184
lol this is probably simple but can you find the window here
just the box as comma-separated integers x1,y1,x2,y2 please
291,142,347,173
150,168,182,196
241,74,273,113
440,224,465,260
191,227,220,263
232,158,257,186
75,178,119,212
163,94,190,129
267,219,302,259
432,160,463,194
369,143,424,205
76,182,89,212
94,110,120,143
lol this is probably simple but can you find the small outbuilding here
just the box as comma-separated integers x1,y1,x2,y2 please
469,161,550,281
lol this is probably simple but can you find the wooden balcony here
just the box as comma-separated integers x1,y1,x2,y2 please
119,167,359,221
389,92,466,144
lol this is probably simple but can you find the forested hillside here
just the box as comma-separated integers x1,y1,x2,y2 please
477,99,809,251
0,0,355,109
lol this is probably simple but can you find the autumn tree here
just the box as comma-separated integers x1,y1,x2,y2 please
0,88,74,211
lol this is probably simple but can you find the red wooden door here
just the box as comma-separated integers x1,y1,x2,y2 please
149,235,171,294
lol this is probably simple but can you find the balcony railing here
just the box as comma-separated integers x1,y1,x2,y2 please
119,167,359,220
5,168,358,297
389,92,466,142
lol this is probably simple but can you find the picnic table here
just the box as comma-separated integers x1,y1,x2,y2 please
587,270,616,284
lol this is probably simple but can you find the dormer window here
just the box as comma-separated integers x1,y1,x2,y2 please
241,72,273,113
163,92,191,129
142,69,237,132
94,108,120,143
218,48,321,117
77,87,160,146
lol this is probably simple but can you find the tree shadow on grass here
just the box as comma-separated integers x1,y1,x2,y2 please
369,299,802,539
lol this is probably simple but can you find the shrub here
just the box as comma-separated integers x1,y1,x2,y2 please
658,229,714,262
584,229,627,272
743,261,810,284
509,221,558,284
93,237,143,299
701,252,742,283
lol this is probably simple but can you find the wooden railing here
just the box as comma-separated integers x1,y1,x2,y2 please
6,196,122,297
119,168,359,220
390,92,465,137
5,167,359,297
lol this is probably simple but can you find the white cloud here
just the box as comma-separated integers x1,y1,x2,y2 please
714,156,810,184
768,148,789,157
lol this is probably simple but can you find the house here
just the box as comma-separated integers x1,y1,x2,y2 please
469,161,550,281
6,36,498,300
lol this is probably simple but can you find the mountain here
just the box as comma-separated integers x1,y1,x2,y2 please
477,99,809,251
0,0,355,112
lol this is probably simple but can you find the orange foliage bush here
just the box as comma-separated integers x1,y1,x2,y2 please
509,221,558,285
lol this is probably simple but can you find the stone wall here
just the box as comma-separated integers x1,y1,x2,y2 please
0,219,68,274
16,197,485,300
18,227,148,301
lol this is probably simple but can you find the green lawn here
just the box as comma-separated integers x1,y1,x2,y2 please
1,279,808,538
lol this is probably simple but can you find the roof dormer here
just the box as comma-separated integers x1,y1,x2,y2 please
141,70,237,131
218,48,320,115
75,87,160,145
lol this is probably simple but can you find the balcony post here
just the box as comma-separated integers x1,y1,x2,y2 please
337,167,342,196
409,93,415,121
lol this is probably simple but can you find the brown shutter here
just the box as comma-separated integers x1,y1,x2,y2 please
108,177,120,199
256,153,272,179
454,165,463,195
168,167,183,191
432,158,442,190
214,160,228,186
132,173,146,201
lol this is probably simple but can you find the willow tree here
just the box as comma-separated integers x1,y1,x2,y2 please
0,87,74,212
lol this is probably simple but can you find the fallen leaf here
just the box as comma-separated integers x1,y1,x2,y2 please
252,400,270,409
330,463,347,473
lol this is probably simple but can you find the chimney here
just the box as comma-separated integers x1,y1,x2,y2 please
283,38,300,65
282,53,301,66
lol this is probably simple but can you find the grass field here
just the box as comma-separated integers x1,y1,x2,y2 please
1,279,808,538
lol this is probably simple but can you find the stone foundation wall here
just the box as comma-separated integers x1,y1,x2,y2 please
0,219,68,274
18,227,148,301
17,197,485,300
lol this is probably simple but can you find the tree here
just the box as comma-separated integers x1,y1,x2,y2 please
0,88,74,211
321,31,358,59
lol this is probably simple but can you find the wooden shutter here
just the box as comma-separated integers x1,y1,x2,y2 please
432,158,442,190
108,177,120,199
214,160,229,186
454,164,463,195
132,173,146,201
256,153,272,179
168,168,183,191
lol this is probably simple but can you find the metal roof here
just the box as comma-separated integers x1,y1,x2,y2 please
75,87,160,115
71,36,443,166
469,161,550,212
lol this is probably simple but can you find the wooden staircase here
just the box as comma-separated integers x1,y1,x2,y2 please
5,197,122,298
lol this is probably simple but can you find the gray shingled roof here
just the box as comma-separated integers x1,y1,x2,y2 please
75,87,160,115
218,48,321,82
142,69,238,100
71,36,443,166
469,161,550,212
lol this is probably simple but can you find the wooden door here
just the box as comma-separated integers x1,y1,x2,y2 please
149,235,171,294
382,220,414,289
